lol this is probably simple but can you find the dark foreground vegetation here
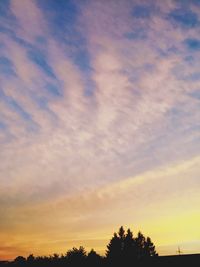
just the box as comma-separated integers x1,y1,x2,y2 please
0,226,199,267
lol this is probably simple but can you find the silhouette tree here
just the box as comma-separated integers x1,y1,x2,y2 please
144,237,157,257
52,253,59,260
135,231,146,260
87,249,102,267
106,226,157,266
124,228,137,266
14,256,26,265
27,254,35,265
107,226,137,266
66,246,87,267
106,231,123,266
118,226,126,241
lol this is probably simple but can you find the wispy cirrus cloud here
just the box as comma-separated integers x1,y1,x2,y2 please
0,0,200,259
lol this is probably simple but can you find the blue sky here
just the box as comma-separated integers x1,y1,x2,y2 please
0,0,200,260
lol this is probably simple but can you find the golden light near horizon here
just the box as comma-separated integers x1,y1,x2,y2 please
0,0,200,261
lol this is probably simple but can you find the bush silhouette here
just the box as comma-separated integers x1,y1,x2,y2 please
14,256,26,265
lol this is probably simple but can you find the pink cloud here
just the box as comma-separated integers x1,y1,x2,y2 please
11,0,46,41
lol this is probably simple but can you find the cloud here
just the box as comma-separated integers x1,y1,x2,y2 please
10,0,46,41
0,0,200,259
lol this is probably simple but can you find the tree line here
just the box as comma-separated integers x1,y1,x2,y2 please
2,226,158,267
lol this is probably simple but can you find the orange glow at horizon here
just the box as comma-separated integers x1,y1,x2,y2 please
1,157,200,260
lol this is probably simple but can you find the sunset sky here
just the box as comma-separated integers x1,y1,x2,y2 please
0,0,200,260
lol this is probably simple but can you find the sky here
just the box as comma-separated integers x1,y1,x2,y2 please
0,0,200,260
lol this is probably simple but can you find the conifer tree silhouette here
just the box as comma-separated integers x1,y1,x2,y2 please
144,237,157,257
87,249,102,267
135,231,146,260
124,228,137,266
106,231,123,265
106,226,157,266
66,246,87,267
